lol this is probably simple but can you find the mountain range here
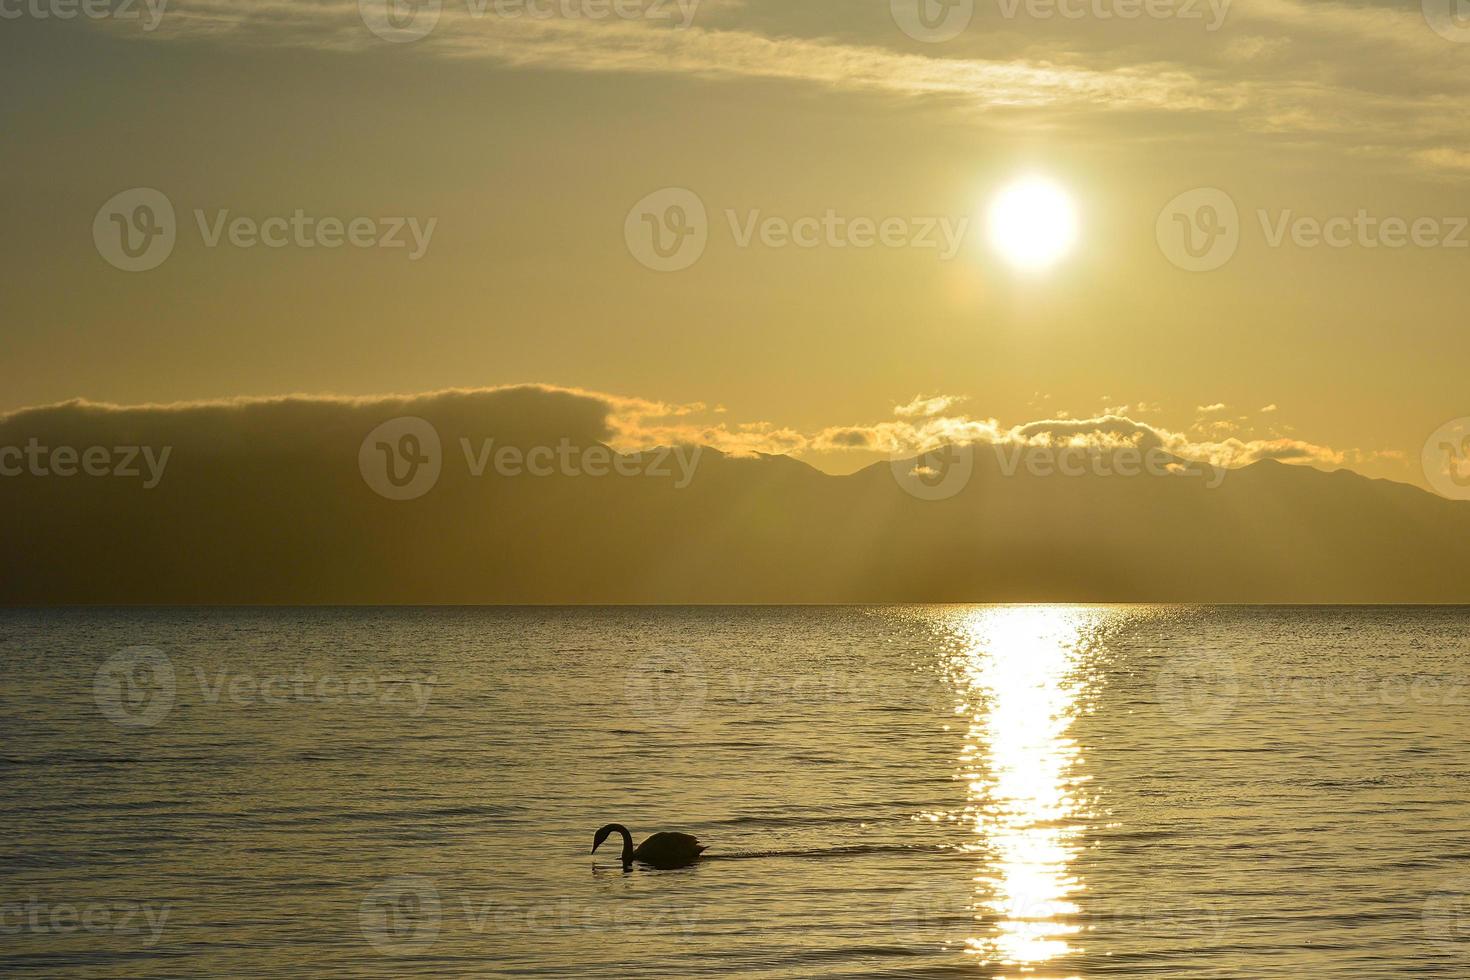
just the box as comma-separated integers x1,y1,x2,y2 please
3,388,1467,603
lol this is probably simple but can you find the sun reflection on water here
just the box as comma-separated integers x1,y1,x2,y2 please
946,606,1098,979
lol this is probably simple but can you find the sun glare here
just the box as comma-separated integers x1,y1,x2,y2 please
948,606,1096,977
986,177,1079,272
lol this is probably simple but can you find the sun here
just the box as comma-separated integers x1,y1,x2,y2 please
986,176,1079,272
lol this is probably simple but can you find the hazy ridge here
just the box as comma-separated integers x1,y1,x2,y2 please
4,389,1468,604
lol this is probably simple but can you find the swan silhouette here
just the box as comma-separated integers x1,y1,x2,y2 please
592,823,707,869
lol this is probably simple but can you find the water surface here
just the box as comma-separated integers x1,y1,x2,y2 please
2,606,1468,977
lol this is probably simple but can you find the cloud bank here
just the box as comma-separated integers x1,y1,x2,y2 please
0,382,1371,478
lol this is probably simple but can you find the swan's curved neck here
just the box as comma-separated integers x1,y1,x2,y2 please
596,822,636,865
612,824,634,864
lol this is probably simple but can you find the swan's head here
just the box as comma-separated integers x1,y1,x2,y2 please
592,824,623,855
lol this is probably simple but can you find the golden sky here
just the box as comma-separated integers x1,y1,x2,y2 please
3,0,1468,487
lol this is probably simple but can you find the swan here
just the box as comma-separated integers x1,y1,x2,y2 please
592,823,707,869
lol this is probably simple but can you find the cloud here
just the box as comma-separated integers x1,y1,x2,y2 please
1199,437,1345,468
797,396,1362,476
0,384,621,452
606,398,809,456
1196,403,1227,414
603,387,1370,477
1223,35,1291,63
1004,414,1348,471
894,394,965,418
1414,148,1470,174
0,383,1374,480
84,0,1470,179
113,1,1216,112
815,427,882,450
1193,419,1239,437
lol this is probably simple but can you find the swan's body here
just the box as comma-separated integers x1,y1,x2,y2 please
592,823,707,869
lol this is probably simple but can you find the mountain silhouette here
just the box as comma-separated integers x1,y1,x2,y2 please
3,389,1467,603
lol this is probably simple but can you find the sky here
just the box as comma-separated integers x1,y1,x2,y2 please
2,0,1468,487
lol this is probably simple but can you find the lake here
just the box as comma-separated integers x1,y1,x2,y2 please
2,606,1468,977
